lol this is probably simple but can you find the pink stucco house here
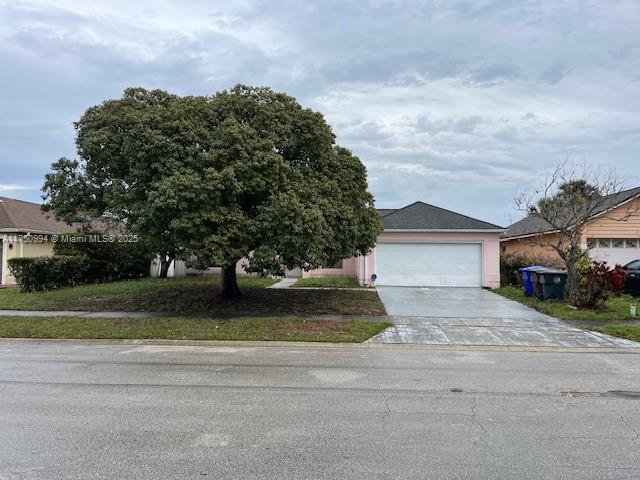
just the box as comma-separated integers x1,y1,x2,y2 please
296,201,505,288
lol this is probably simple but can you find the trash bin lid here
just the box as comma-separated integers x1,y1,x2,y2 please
523,266,545,272
540,269,566,275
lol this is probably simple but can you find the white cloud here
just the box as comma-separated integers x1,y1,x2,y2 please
0,0,639,222
0,184,31,194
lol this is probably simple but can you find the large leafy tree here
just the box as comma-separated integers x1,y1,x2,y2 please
43,85,382,297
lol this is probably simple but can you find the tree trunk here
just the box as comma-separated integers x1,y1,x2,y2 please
564,254,582,306
221,265,242,299
158,255,173,279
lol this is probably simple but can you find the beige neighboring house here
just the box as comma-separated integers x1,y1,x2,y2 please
501,187,640,266
0,196,71,286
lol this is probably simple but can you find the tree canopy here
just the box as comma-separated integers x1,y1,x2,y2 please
43,85,382,297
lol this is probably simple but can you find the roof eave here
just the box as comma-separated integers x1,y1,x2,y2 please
0,228,59,235
500,229,559,241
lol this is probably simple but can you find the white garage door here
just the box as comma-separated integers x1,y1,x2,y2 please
375,243,483,287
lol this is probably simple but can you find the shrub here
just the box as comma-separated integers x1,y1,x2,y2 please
8,232,154,292
500,252,563,286
578,260,627,309
8,256,88,292
53,232,153,283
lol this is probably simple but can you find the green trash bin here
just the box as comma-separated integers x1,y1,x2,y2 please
537,269,567,300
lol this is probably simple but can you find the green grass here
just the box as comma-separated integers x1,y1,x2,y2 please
293,276,363,288
0,316,391,343
0,275,386,316
495,285,638,323
594,325,640,343
0,276,275,310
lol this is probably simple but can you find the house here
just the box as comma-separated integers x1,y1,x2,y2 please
501,187,640,266
0,195,186,285
299,201,505,288
0,196,71,286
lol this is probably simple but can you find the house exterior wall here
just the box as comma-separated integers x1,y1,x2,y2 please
306,231,502,288
500,233,563,262
302,256,358,278
0,234,55,286
582,198,640,239
581,198,640,265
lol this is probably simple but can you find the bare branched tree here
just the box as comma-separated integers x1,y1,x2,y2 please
515,161,638,305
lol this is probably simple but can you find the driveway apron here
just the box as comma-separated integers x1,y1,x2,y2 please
369,286,639,348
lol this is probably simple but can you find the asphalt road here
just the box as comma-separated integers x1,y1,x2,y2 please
1,340,640,479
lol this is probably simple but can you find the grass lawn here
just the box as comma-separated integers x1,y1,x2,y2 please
495,285,639,323
0,275,386,316
0,316,390,343
594,325,640,343
293,276,364,288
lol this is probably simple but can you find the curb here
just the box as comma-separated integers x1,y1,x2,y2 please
1,337,640,353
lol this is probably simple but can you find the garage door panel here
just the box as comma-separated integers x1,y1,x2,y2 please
375,243,482,287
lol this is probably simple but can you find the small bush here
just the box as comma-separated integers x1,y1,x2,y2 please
500,252,563,286
8,231,154,293
578,260,627,309
54,232,153,283
8,256,88,292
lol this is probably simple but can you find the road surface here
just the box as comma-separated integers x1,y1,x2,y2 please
1,340,639,479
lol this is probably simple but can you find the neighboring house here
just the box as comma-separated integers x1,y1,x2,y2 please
501,187,640,266
299,201,505,288
0,196,71,286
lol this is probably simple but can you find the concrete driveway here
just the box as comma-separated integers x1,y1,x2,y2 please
369,286,638,348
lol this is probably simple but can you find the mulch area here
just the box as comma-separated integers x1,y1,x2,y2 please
51,285,387,316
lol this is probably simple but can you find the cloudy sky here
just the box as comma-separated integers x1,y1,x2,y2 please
1,0,639,226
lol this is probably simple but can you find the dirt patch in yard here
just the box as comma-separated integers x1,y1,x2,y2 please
50,285,386,316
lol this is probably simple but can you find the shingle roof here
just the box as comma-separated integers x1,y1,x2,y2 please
379,201,504,230
504,186,640,239
376,209,398,218
0,196,72,233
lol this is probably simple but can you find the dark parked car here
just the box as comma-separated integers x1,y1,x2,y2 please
623,260,640,295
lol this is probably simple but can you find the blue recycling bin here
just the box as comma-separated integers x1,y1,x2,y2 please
519,266,545,296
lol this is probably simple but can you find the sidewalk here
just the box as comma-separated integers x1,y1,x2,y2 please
0,309,173,319
268,278,298,289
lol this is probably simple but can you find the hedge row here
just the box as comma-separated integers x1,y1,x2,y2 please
8,233,154,292
8,256,88,292
53,233,153,284
500,252,564,286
